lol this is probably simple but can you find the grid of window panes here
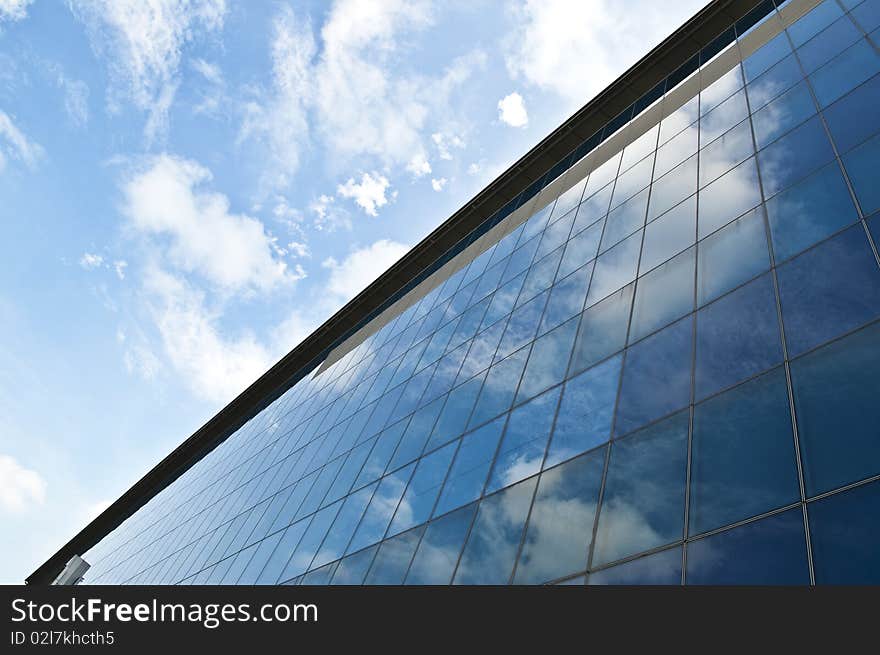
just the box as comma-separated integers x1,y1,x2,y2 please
80,0,880,585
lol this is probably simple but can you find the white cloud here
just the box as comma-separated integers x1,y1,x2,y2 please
191,57,222,85
505,0,706,109
0,454,46,514
498,91,528,128
238,6,314,189
287,241,310,258
241,2,484,194
70,0,226,143
0,0,32,22
59,76,89,127
322,239,409,302
0,110,44,169
122,154,302,292
431,131,464,160
141,267,315,403
431,177,446,192
123,343,162,380
79,252,104,269
406,152,431,178
467,161,483,175
113,260,128,279
309,193,351,232
337,172,391,217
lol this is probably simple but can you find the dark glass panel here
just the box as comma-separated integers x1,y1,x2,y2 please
695,273,783,400
615,317,693,436
685,508,809,584
809,38,880,108
843,132,880,216
777,225,880,357
809,480,880,584
822,73,880,154
690,368,799,535
791,322,880,496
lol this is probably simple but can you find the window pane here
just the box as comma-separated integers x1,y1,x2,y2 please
685,508,809,584
615,317,693,437
589,547,681,585
747,53,803,110
809,480,880,584
453,477,538,584
330,545,377,585
428,375,484,450
363,526,424,585
312,483,376,569
468,349,528,429
486,387,560,493
517,317,578,402
434,418,504,517
655,122,698,179
699,119,754,187
649,154,697,220
641,196,697,273
698,157,761,237
586,229,642,305
809,38,880,108
601,188,649,252
797,14,861,73
788,0,843,46
388,442,456,536
791,322,880,496
405,503,476,584
695,273,783,400
620,124,659,171
497,290,547,359
346,463,415,554
355,422,406,488
611,154,654,209
766,161,858,262
697,206,770,305
593,411,688,566
759,115,835,198
690,368,799,536
559,220,602,278
822,68,880,153
584,153,622,197
573,184,613,234
281,501,341,581
513,449,606,584
751,80,816,149
546,354,622,468
519,249,562,303
630,247,695,343
700,89,749,144
659,96,698,145
843,132,880,216
540,263,591,332
571,282,634,374
743,31,792,82
700,65,744,117
776,225,880,357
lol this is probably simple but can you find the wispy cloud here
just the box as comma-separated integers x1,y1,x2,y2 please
322,239,409,303
0,0,33,23
0,109,44,170
69,0,227,144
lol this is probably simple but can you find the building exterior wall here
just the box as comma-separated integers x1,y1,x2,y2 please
76,0,880,585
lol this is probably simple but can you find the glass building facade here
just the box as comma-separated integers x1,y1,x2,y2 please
57,0,880,585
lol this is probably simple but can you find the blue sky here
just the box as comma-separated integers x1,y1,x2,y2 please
0,0,706,584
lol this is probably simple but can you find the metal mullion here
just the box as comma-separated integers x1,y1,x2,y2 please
744,27,816,584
